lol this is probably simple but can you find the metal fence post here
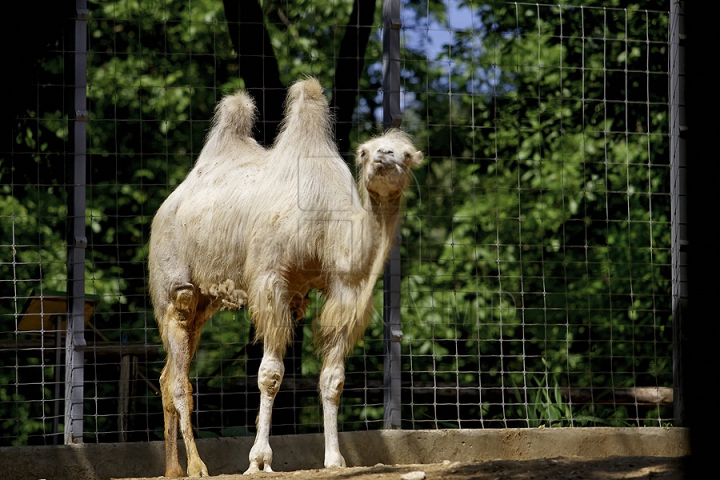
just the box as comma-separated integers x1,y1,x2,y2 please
382,0,402,429
669,0,687,428
65,0,89,444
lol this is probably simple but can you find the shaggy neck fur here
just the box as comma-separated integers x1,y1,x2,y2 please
320,182,405,355
363,190,401,268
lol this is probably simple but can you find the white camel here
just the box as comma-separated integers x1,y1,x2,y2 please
148,77,423,477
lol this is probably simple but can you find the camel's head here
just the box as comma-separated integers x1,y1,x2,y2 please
356,130,424,199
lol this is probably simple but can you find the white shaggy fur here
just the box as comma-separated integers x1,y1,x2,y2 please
148,77,423,477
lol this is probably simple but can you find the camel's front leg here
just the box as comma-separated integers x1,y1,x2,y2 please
244,346,285,474
320,343,347,468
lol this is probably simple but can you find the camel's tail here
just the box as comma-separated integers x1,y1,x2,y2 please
208,90,257,141
274,77,334,151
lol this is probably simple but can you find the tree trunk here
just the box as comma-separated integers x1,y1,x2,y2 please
333,0,377,158
223,0,285,146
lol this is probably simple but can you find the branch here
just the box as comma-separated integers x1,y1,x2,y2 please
333,0,377,158
223,0,285,145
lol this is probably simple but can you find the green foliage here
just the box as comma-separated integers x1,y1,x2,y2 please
397,0,671,428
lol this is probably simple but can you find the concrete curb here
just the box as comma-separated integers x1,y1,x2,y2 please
0,428,689,480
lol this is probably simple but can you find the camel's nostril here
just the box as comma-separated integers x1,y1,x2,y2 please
373,157,395,168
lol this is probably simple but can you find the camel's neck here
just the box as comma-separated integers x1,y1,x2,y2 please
361,194,403,276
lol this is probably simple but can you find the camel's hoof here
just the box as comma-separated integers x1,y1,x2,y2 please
187,458,209,477
165,465,185,478
246,442,274,474
324,453,346,469
244,461,274,474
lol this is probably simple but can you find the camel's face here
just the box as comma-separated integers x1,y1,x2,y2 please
357,133,424,198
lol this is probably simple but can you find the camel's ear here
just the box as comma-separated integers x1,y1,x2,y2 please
405,150,424,168
355,146,367,166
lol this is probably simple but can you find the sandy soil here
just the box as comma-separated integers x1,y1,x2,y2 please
122,456,685,480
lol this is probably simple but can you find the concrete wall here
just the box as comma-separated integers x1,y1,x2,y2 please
0,428,689,480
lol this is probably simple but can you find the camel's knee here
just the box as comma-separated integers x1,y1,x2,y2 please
257,357,285,397
320,365,345,403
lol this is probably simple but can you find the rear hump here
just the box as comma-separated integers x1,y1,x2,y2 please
209,90,257,141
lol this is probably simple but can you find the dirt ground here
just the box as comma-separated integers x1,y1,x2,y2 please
123,456,685,480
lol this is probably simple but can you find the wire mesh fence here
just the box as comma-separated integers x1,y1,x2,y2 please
1,0,673,447
398,0,672,429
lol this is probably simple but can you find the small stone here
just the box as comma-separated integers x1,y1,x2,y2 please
400,471,426,480
442,460,451,465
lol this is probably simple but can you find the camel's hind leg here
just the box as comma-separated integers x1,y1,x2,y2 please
159,284,209,477
160,368,183,478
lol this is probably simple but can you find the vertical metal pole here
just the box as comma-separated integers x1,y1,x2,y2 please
65,0,89,444
682,3,715,475
53,316,63,444
669,0,687,428
382,0,402,429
